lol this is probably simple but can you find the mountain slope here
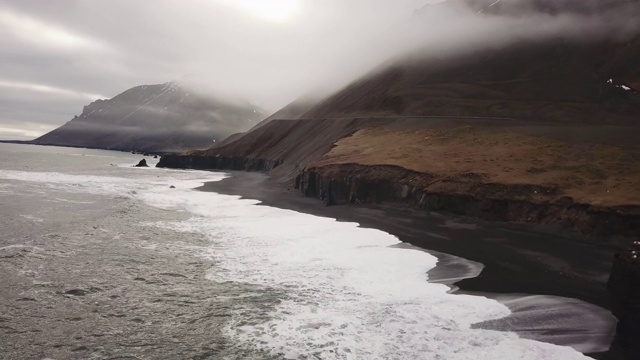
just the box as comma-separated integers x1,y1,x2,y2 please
301,37,640,122
249,95,318,131
32,82,264,153
301,0,640,122
208,95,319,150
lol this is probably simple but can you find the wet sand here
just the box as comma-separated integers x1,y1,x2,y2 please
198,171,626,359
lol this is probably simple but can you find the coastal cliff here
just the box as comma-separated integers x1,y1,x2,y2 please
295,164,640,238
608,245,640,358
157,154,280,172
609,247,640,329
158,153,640,238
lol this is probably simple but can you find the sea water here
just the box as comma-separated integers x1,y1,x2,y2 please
0,143,603,359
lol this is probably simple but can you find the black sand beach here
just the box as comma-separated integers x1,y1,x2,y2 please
198,171,627,360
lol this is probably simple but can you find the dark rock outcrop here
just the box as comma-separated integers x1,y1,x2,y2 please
156,154,281,172
134,159,148,167
295,164,640,238
609,243,640,325
158,149,640,238
608,242,640,358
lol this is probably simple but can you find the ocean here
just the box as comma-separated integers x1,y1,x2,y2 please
0,143,607,359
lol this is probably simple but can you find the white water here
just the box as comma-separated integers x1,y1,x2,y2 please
0,168,591,359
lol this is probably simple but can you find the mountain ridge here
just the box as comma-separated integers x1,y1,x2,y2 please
32,81,265,153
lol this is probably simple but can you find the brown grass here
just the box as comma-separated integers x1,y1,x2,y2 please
313,126,640,206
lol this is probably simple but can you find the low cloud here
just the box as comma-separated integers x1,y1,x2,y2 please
0,7,109,52
0,0,638,139
0,80,106,101
0,121,56,140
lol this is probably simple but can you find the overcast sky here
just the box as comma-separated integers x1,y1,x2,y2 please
0,0,442,140
1,0,638,140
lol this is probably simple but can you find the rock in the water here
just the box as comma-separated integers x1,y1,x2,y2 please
134,159,148,167
63,289,90,296
169,185,176,189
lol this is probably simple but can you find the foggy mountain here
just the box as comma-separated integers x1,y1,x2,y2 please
446,0,639,15
32,82,265,153
249,95,319,130
297,0,640,123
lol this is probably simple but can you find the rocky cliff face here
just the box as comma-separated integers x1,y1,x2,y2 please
157,154,280,172
32,82,264,153
295,164,640,238
608,243,640,358
609,246,640,328
157,147,640,238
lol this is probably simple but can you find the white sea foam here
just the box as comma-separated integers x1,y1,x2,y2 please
0,169,592,359
136,179,591,359
65,153,120,158
19,214,44,222
0,169,223,197
0,244,44,251
0,182,14,194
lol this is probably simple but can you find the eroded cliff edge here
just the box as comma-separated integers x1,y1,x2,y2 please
157,118,640,239
295,164,640,238
608,245,640,358
158,154,640,238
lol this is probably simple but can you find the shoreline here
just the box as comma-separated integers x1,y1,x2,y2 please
197,171,624,359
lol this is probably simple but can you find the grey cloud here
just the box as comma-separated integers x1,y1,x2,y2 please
0,0,638,140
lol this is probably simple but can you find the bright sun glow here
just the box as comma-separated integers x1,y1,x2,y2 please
219,0,300,23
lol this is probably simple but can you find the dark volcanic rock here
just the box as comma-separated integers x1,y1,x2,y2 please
63,289,90,296
608,242,640,358
31,81,265,153
609,243,640,328
134,159,148,167
156,154,281,172
295,164,640,238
